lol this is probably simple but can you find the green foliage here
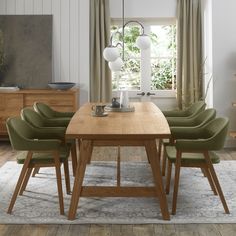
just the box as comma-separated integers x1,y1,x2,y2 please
150,25,176,90
111,24,176,91
151,59,175,90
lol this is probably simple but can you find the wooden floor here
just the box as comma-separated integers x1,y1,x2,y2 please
0,141,236,236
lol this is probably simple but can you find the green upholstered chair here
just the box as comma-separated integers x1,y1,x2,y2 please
166,107,214,127
162,101,206,118
20,108,77,176
164,117,230,215
161,108,216,176
6,117,71,215
33,102,74,127
34,102,75,118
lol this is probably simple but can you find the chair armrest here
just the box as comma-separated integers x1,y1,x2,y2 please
43,118,70,127
32,127,66,140
175,138,214,151
162,110,187,117
54,111,75,118
17,138,62,151
167,116,196,127
170,126,204,139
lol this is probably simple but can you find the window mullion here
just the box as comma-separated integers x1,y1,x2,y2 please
140,24,151,92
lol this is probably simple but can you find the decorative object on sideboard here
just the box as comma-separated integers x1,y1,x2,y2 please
48,82,76,90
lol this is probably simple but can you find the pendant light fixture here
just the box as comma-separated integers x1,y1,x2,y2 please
103,0,151,71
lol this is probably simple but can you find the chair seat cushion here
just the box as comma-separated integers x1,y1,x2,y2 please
165,146,220,165
17,146,70,164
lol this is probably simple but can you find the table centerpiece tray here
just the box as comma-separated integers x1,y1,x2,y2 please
105,105,135,112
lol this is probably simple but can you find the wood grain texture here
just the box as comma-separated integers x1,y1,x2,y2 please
66,102,171,140
0,89,79,135
67,102,171,221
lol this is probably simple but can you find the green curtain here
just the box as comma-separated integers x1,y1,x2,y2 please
176,0,203,109
90,0,112,102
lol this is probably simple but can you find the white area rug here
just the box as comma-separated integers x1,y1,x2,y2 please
0,161,235,224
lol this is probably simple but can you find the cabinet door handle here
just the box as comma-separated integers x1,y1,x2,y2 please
137,92,145,96
147,92,155,96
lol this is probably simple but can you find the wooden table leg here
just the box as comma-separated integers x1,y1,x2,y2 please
145,140,170,220
68,140,92,220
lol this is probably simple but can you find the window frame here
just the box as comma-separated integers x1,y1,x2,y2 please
110,18,177,98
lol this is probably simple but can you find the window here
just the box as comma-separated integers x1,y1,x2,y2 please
111,19,176,95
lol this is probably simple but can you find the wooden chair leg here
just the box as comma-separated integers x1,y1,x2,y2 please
165,160,172,194
86,143,94,164
204,167,218,195
64,160,71,194
7,152,33,214
19,167,33,195
53,152,64,215
201,168,207,177
158,139,162,162
204,151,230,214
32,167,40,177
161,149,167,176
172,150,182,215
71,141,77,177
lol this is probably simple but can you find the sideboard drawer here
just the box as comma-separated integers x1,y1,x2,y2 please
0,89,79,137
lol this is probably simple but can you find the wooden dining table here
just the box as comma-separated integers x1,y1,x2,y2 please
66,102,171,220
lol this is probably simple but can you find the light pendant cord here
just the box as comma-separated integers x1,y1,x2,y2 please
122,0,125,61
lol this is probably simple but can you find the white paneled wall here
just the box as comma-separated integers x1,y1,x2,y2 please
0,0,80,84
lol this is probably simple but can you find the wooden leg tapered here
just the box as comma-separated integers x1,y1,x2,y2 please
145,140,170,221
86,141,93,165
68,140,92,220
71,140,77,177
201,168,207,177
161,148,166,176
32,167,40,177
165,160,172,194
204,151,230,214
117,146,121,187
19,167,33,195
53,152,64,215
204,166,218,195
7,152,33,214
64,160,71,194
172,150,182,215
158,139,162,162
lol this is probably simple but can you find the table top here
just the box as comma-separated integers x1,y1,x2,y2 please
66,102,171,140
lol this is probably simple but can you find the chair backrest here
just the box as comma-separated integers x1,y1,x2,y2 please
194,108,216,126
21,108,45,128
6,117,35,150
33,102,55,118
204,117,229,150
186,101,206,116
175,117,229,151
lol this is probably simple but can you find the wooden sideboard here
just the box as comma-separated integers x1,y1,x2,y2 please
0,89,79,136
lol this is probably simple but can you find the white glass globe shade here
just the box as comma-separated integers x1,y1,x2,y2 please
108,57,123,71
103,47,119,62
136,35,151,50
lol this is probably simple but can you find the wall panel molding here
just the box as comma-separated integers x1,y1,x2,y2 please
16,0,25,14
6,0,16,15
0,0,7,15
